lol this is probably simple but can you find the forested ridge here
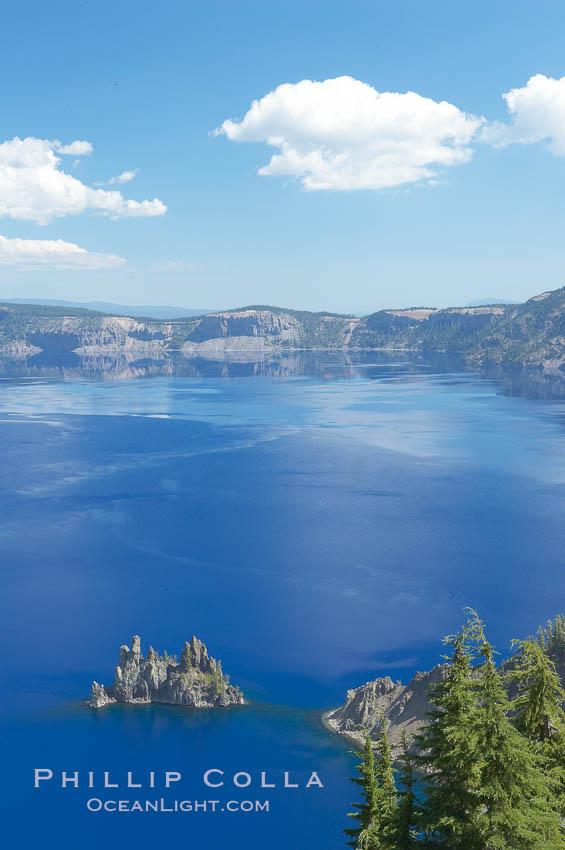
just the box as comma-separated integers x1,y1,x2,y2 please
4,286,565,369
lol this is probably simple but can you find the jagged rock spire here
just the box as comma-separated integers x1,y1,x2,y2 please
89,635,244,709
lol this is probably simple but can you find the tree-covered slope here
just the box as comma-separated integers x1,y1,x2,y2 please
3,287,565,368
466,287,565,367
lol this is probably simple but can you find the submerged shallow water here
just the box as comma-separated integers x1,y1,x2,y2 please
2,352,565,848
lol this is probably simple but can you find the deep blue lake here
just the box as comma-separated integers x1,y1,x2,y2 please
2,352,565,848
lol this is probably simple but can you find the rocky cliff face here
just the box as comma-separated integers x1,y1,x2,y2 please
89,635,244,709
188,310,300,345
0,305,304,357
4,288,565,369
325,624,565,756
26,316,175,353
324,665,448,754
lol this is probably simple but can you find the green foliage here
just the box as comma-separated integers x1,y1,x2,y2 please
393,732,419,850
0,303,105,349
345,718,397,850
510,636,565,816
472,627,564,850
345,731,380,849
416,619,483,849
539,614,565,673
180,642,193,672
0,302,105,319
375,714,397,847
351,308,503,352
344,610,565,849
212,669,225,697
469,286,565,366
233,304,354,320
510,637,565,744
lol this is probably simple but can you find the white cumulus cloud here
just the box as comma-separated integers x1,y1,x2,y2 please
56,140,93,156
0,234,125,269
482,74,565,155
107,168,139,185
0,137,166,224
96,169,141,187
214,76,484,191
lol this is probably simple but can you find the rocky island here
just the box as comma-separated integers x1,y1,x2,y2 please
89,635,244,709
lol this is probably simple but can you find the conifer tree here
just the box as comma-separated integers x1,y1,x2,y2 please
511,637,565,744
393,730,419,849
539,615,565,678
510,636,565,815
417,619,483,849
342,611,565,849
375,713,397,849
345,730,380,849
180,641,192,672
472,614,565,850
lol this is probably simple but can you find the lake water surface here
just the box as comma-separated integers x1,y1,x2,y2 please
2,353,565,849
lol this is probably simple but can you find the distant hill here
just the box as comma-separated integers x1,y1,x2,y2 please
1,298,212,320
2,287,565,371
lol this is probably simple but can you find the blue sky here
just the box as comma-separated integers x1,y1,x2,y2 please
1,0,565,313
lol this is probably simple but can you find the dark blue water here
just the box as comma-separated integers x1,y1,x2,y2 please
2,354,565,848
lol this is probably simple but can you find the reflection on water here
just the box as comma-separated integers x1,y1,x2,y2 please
3,347,565,849
6,698,354,850
493,367,565,400
1,348,466,382
1,349,563,400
